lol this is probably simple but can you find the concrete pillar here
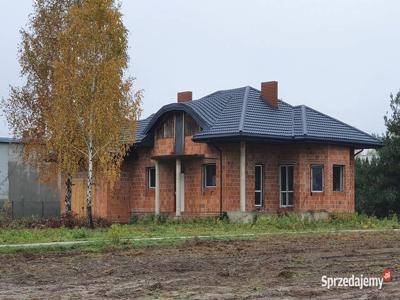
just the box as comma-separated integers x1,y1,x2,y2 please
155,161,160,216
175,159,181,217
240,140,246,212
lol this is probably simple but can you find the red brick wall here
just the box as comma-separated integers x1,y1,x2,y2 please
183,158,220,214
221,143,241,212
245,143,354,213
296,145,354,213
62,113,355,221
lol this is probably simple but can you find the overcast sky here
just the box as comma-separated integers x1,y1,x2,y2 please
1,0,399,137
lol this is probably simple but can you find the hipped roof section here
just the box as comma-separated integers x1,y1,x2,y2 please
135,86,382,149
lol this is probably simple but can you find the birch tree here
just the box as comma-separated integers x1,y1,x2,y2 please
51,0,141,227
3,0,79,214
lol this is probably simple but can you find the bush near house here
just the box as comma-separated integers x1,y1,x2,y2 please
0,213,111,229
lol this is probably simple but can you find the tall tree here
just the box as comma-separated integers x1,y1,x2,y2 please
51,0,141,227
3,0,79,214
356,91,400,217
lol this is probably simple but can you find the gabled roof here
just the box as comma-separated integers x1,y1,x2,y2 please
135,86,382,148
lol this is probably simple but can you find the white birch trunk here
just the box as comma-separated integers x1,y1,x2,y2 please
86,77,96,228
86,136,94,228
65,174,72,215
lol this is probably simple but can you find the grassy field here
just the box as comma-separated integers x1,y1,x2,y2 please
0,213,398,249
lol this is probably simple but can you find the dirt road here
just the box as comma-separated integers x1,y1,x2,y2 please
1,231,399,299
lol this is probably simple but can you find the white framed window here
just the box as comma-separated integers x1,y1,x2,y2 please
311,165,324,192
280,165,294,207
203,164,216,187
255,164,263,207
333,165,344,192
148,167,156,188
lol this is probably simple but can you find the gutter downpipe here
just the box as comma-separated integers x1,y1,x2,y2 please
210,141,223,219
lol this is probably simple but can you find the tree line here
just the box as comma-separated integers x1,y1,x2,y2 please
356,91,400,218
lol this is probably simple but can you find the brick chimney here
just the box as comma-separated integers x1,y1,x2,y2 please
261,81,278,108
177,91,192,102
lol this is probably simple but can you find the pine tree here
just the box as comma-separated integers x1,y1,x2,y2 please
356,91,400,217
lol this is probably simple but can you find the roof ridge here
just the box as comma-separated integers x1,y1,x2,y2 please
141,113,154,121
193,86,249,102
199,92,234,128
191,90,221,102
247,86,260,93
301,105,308,136
303,105,379,141
212,95,235,125
239,86,250,132
279,99,294,108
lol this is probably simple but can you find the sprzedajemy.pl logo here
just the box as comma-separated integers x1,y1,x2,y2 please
321,269,393,290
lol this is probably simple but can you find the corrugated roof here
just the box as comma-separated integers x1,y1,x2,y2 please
135,86,382,148
0,137,20,144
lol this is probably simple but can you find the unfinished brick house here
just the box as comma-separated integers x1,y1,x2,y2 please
64,81,382,222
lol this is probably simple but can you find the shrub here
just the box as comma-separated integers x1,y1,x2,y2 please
0,214,111,229
256,213,309,230
155,213,168,224
254,212,400,231
71,228,89,239
130,214,139,224
219,212,229,221
108,224,128,245
139,214,156,224
167,216,219,226
135,213,170,225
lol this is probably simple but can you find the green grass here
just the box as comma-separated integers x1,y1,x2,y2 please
0,213,398,247
0,234,259,254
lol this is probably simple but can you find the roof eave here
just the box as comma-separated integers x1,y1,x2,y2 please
192,132,383,149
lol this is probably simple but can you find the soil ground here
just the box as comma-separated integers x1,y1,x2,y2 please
1,231,400,299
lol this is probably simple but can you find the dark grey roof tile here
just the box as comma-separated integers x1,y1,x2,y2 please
134,86,382,148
